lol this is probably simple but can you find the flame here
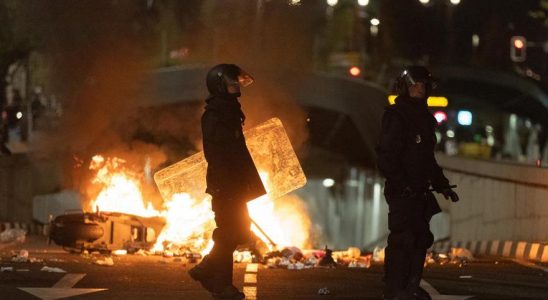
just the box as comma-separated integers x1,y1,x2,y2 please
88,155,311,255
151,193,215,255
89,155,159,217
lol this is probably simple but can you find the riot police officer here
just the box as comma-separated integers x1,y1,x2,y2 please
377,66,459,300
189,64,266,300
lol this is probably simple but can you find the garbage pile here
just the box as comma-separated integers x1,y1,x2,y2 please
425,247,474,267
237,246,373,270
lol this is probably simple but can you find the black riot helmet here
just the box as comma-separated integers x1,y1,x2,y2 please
206,64,254,97
395,66,436,98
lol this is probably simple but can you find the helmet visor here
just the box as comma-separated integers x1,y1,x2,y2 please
223,68,254,88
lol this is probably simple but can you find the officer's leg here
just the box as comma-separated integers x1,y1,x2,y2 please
405,197,434,300
214,204,251,288
383,198,415,298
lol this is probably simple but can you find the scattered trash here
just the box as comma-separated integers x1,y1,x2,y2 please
450,248,474,260
287,262,305,270
348,256,372,269
113,249,127,256
459,275,473,279
318,246,337,267
135,249,147,256
234,251,253,263
0,229,27,243
11,250,29,263
28,257,43,263
94,257,114,266
48,258,65,262
1,267,13,272
41,266,66,273
318,287,331,295
373,247,385,263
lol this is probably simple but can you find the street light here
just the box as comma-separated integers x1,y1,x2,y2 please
327,0,338,7
370,18,380,26
449,0,460,5
357,0,369,6
419,0,430,5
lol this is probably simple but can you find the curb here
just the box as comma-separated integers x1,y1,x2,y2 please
0,221,45,236
433,240,548,263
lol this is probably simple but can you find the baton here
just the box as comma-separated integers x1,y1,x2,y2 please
250,217,277,250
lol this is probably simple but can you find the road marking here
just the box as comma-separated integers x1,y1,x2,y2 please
52,274,86,288
420,280,473,300
246,263,258,273
243,286,257,300
19,273,107,300
244,264,258,299
244,273,257,284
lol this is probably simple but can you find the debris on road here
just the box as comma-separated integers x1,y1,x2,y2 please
1,266,13,272
450,248,474,261
113,249,127,256
459,275,473,279
318,287,331,295
41,266,66,273
94,257,114,266
373,247,385,263
318,247,337,267
0,229,26,244
11,250,29,263
16,269,30,272
135,249,148,256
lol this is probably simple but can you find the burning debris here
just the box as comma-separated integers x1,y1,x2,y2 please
153,118,310,255
49,118,314,265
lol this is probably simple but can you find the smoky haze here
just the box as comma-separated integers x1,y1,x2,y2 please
30,1,315,200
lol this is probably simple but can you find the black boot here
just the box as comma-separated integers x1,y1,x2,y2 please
188,255,219,293
212,285,245,300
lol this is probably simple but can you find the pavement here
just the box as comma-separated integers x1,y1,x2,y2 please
1,237,547,300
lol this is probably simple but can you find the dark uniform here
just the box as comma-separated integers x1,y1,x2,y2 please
377,66,459,300
189,64,266,300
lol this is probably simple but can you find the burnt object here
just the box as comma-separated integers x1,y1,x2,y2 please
49,211,164,253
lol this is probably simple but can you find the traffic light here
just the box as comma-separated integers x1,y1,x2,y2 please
349,66,361,77
510,36,527,62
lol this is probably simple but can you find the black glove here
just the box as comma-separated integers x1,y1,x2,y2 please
440,188,459,202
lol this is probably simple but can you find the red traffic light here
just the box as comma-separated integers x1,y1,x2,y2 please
510,36,527,62
514,39,524,49
349,66,361,77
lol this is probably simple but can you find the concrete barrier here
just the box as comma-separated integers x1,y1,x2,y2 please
436,154,548,245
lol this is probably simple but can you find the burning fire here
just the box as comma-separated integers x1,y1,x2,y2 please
87,155,311,254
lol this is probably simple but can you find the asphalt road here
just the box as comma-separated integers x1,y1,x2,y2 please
1,238,547,300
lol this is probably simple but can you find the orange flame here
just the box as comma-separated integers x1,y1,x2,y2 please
88,155,311,254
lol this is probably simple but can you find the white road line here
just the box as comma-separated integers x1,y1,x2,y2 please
52,273,86,288
420,280,440,295
420,280,473,300
246,263,258,273
243,286,257,300
244,273,257,284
